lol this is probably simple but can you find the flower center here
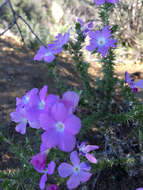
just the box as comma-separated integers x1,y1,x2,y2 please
79,145,86,153
56,121,65,132
97,37,105,46
74,165,80,174
45,52,52,57
24,96,29,104
22,118,27,124
38,100,45,110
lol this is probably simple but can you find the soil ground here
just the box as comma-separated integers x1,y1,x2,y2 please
0,36,143,190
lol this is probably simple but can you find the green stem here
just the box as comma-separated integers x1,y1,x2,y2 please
98,3,116,113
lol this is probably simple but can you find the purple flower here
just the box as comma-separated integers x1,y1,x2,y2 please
11,87,53,134
40,102,81,152
77,18,93,36
10,107,28,134
30,151,48,172
16,88,38,108
46,184,59,190
58,151,92,189
77,141,99,164
93,0,119,5
86,25,117,57
125,71,143,93
136,188,143,190
27,85,49,116
11,90,41,134
54,28,71,51
39,161,56,190
61,91,80,115
34,29,70,63
34,44,56,63
10,106,41,134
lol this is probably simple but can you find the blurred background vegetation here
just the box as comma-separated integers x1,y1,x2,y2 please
0,0,143,61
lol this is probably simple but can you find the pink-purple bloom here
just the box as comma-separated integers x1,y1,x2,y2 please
40,101,81,152
10,85,60,135
136,188,143,190
16,88,38,107
58,151,92,189
86,25,117,57
125,71,143,93
11,86,51,134
93,0,119,5
10,105,41,134
30,151,55,190
46,184,59,190
10,107,28,134
30,151,49,172
77,141,99,164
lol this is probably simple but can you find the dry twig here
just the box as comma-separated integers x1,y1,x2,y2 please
0,0,45,46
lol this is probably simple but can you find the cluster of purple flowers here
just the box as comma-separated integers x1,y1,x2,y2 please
10,86,81,151
11,0,124,189
125,71,143,93
93,0,119,5
34,29,70,63
11,86,99,189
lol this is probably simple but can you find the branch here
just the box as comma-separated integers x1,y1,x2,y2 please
7,0,25,45
18,15,46,46
0,21,15,36
0,0,46,47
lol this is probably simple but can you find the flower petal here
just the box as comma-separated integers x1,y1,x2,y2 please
67,174,80,189
85,145,99,152
39,174,47,190
70,151,80,165
134,80,143,88
44,54,55,63
58,133,75,152
58,163,73,178
85,153,98,164
62,91,80,114
125,71,131,83
41,130,58,149
29,120,40,129
93,0,105,5
40,113,55,130
78,170,92,183
47,161,56,175
10,111,22,122
80,162,91,171
15,122,27,134
65,115,81,135
39,85,48,100
51,102,67,121
46,184,59,190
